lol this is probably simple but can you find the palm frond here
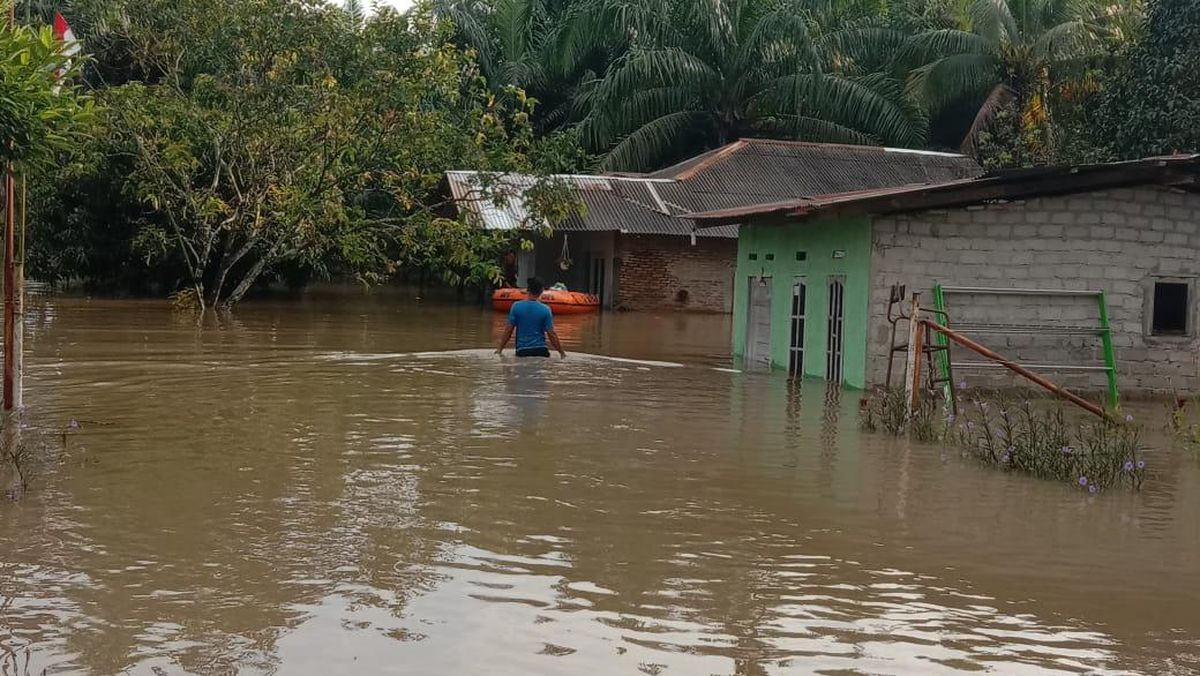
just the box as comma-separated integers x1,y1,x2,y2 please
1030,18,1100,63
907,51,999,112
896,28,993,66
734,6,819,76
758,73,925,146
600,110,705,171
753,115,876,145
593,48,718,109
960,82,1011,150
968,0,1019,45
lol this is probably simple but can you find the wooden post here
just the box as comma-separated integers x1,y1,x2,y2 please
3,2,15,411
13,172,25,409
903,293,923,415
3,165,13,411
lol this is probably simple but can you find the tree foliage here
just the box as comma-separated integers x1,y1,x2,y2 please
29,0,580,306
25,0,1194,301
577,0,925,171
0,24,93,168
899,0,1133,158
1090,0,1200,160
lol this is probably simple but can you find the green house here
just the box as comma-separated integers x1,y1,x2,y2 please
732,216,873,388
692,155,1200,396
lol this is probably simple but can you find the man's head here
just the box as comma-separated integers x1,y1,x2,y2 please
526,278,544,297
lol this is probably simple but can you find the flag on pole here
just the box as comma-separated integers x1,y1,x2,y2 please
51,12,80,86
52,12,79,53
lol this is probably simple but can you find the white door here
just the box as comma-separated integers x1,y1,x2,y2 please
745,276,773,369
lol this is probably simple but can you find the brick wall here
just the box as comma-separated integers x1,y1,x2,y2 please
615,235,736,313
869,186,1200,395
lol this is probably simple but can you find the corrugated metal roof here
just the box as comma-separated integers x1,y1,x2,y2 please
448,140,983,238
652,139,983,212
689,154,1200,226
445,170,738,237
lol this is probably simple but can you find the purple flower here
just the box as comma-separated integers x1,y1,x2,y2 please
1124,414,1134,423
68,418,80,430
1061,446,1074,455
1123,460,1134,472
1001,453,1011,463
1089,485,1099,494
958,381,968,391
945,414,956,424
1078,476,1089,487
1136,460,1146,470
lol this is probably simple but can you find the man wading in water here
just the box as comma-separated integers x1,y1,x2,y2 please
495,278,567,359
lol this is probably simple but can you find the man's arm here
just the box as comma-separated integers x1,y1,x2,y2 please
495,325,515,355
546,330,566,359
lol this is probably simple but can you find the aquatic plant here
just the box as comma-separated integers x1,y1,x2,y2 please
1164,394,1200,449
859,388,942,442
954,398,1145,491
861,388,1147,491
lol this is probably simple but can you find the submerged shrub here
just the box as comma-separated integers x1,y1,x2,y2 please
860,389,1147,492
859,388,944,441
954,399,1145,492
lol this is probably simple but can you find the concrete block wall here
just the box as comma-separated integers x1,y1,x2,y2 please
868,186,1200,395
615,235,736,313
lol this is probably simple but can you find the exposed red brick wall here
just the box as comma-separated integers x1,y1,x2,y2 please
615,235,736,313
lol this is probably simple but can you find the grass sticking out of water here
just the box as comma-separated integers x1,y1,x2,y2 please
861,389,1147,492
954,398,1145,492
1165,395,1200,450
860,388,941,441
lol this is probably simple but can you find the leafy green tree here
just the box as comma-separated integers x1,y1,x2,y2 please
0,24,93,168
1090,0,1200,159
29,1,580,306
577,0,923,171
901,0,1133,153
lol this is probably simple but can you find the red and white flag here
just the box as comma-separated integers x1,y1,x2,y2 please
51,12,80,87
52,12,80,55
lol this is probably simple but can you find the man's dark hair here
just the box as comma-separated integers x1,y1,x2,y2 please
527,278,544,296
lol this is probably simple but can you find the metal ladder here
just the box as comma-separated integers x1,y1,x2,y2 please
931,285,1119,410
884,285,958,413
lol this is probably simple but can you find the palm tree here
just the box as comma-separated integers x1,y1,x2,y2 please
902,0,1131,151
577,0,923,171
433,0,607,130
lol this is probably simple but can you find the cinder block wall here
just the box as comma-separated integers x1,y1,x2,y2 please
615,235,736,313
868,186,1200,395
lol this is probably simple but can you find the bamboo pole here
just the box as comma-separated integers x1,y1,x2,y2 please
923,319,1111,421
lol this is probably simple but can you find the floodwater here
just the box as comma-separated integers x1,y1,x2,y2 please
1,288,1198,675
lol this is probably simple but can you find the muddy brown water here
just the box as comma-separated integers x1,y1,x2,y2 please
0,288,1198,675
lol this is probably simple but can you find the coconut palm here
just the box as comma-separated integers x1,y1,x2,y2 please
577,0,923,171
902,0,1130,150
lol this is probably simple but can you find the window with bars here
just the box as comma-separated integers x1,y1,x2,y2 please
826,276,845,383
788,278,806,378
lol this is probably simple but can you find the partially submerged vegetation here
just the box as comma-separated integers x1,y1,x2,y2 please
861,389,1146,492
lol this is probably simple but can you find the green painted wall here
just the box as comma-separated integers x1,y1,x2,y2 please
731,217,872,388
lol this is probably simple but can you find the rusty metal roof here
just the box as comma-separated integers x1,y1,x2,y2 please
689,155,1200,227
643,139,983,211
447,139,984,238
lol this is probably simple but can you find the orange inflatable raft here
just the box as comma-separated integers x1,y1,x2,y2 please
492,287,600,314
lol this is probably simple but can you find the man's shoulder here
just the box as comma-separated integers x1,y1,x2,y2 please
513,299,546,313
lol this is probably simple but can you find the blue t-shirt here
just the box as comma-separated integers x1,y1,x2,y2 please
508,299,554,351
